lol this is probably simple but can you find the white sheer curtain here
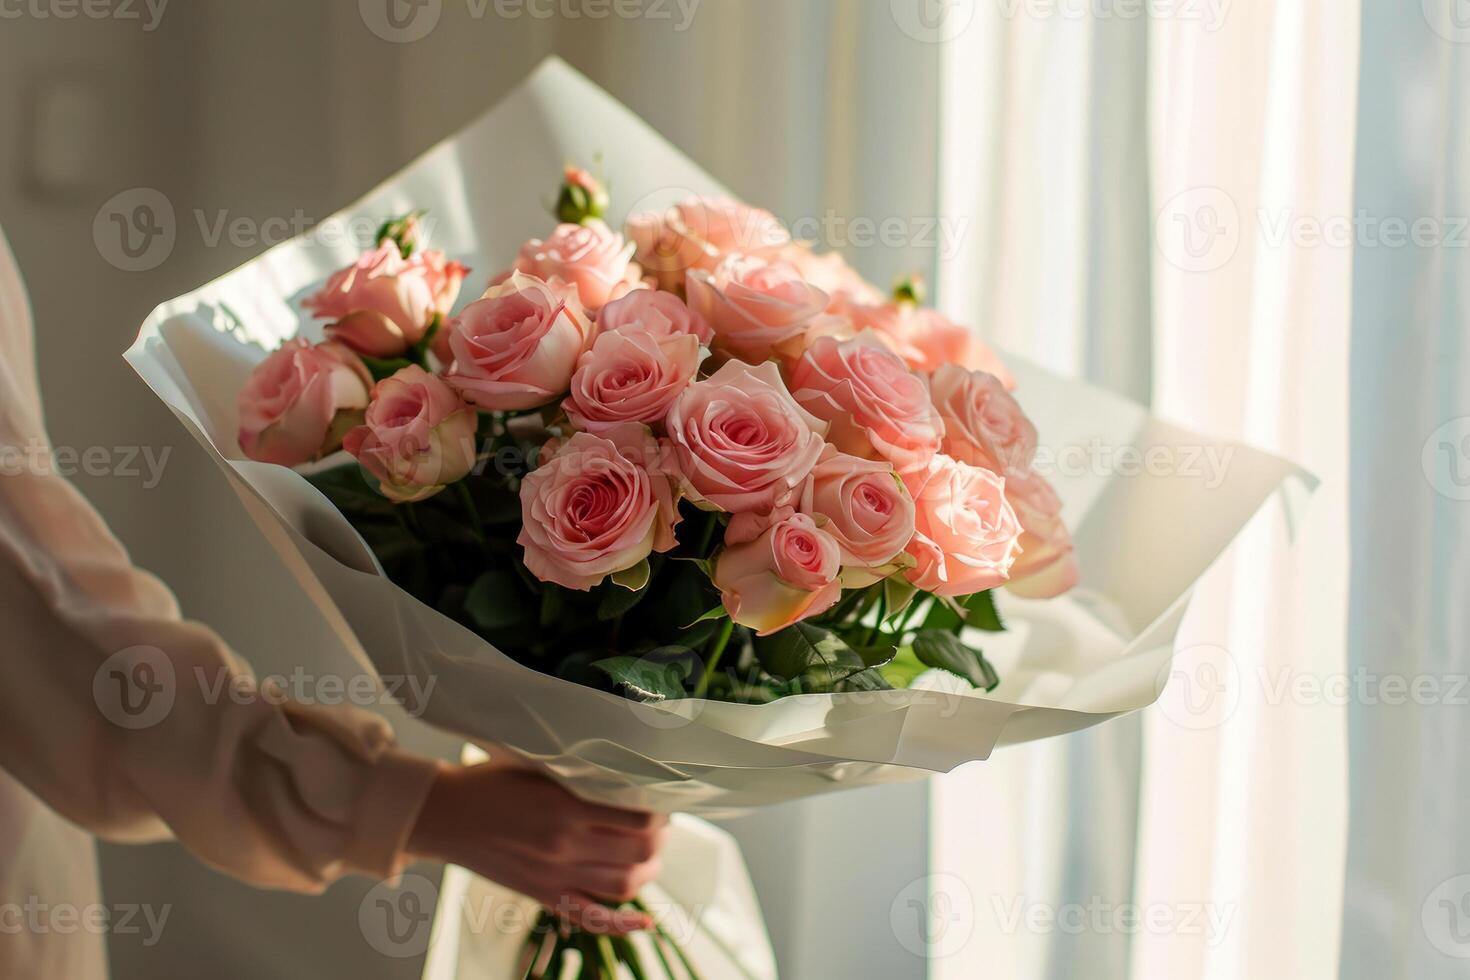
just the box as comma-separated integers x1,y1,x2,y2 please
932,2,1356,978
1343,2,1470,978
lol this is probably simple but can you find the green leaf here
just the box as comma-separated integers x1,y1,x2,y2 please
465,569,531,633
911,629,1000,691
611,559,651,592
837,667,894,692
854,639,901,670
921,595,967,634
643,563,717,644
359,354,414,383
679,617,722,649
597,574,651,621
592,649,697,702
879,649,930,689
686,606,728,627
755,622,867,684
882,577,919,621
963,590,1006,632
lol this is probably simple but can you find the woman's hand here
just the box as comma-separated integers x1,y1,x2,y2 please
407,758,669,935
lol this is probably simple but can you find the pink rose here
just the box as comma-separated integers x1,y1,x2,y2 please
1004,471,1079,599
713,509,843,636
563,328,703,433
800,448,916,586
444,272,595,411
829,297,1015,387
665,359,827,513
507,220,643,310
517,424,681,591
627,196,790,292
597,289,714,346
686,254,830,362
906,308,1015,386
929,364,1037,477
777,242,885,307
786,331,944,473
305,243,469,358
238,340,371,467
342,365,478,503
903,455,1022,597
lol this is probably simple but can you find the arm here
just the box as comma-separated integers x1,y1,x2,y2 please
0,226,661,928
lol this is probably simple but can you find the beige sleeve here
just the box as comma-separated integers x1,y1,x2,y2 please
0,225,438,893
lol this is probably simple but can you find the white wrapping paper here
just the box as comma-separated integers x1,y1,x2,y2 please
125,58,1311,822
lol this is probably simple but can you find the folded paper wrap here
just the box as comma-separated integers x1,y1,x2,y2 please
126,58,1311,820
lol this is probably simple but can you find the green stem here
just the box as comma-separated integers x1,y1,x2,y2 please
596,935,622,977
693,618,735,699
611,935,650,980
643,927,679,979
897,595,931,638
634,898,704,980
453,481,486,544
823,589,866,626
863,592,888,647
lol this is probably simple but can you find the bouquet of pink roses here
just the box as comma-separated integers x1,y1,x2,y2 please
129,60,1304,977
235,168,1079,710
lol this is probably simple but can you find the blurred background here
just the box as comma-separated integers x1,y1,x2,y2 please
1,0,1466,977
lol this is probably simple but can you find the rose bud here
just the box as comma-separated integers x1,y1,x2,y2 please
665,360,827,514
563,328,703,434
443,271,595,411
305,242,469,359
556,164,611,224
685,254,830,363
929,365,1037,477
627,196,790,292
800,448,916,587
903,455,1022,597
713,509,843,636
517,424,681,591
237,340,372,467
375,209,426,258
505,219,644,311
1002,471,1080,599
597,289,714,346
786,331,944,474
342,365,478,503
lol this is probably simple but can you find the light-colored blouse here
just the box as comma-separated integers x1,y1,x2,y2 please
0,225,439,978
